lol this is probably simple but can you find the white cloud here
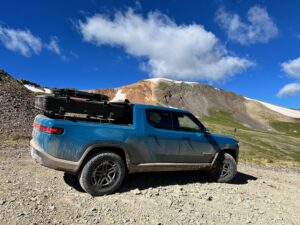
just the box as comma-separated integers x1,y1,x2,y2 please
215,5,278,45
46,36,61,55
78,9,253,82
279,57,300,98
281,57,300,79
0,25,69,60
0,25,42,57
277,83,300,97
46,36,67,60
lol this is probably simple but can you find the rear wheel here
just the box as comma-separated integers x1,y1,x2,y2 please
211,153,237,183
79,152,125,196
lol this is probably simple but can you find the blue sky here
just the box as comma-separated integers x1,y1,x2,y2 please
1,0,300,108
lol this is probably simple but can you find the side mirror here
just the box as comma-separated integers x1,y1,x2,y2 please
204,127,209,134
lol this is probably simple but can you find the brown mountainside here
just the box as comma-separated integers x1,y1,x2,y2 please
90,78,296,131
1,70,299,137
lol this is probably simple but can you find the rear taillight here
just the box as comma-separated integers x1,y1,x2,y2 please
33,122,64,135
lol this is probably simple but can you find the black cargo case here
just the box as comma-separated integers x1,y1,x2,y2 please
35,89,132,124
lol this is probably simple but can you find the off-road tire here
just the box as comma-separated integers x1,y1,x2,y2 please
79,152,125,196
211,153,237,183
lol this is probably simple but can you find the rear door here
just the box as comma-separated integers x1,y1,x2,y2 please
144,109,182,163
172,112,216,163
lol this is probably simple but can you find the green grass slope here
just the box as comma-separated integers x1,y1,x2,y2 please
200,109,300,168
270,120,300,138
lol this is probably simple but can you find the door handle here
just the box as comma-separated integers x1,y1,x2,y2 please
149,134,159,145
182,137,190,140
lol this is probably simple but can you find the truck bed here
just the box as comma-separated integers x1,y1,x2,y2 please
32,114,135,162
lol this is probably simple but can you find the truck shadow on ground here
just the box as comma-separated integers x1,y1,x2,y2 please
63,171,257,194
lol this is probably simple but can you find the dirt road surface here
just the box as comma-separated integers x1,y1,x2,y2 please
0,144,299,225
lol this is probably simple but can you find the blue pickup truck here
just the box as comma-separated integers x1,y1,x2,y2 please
30,103,239,196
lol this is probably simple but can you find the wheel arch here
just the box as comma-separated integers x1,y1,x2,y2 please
211,148,238,168
220,149,237,161
77,145,130,173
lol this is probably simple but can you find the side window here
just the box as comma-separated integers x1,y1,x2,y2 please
146,109,173,130
173,112,201,132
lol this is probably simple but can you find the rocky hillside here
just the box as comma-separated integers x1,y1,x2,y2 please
90,78,300,131
1,69,300,135
0,70,39,137
1,68,298,134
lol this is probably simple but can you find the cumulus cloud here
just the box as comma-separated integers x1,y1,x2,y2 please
281,57,300,79
277,83,300,97
279,57,300,97
78,9,253,82
215,5,278,45
279,57,300,98
0,25,42,57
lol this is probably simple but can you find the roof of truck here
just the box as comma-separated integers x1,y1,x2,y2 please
110,101,190,113
133,103,190,113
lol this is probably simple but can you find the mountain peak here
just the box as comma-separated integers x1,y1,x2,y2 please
0,69,14,80
144,77,199,85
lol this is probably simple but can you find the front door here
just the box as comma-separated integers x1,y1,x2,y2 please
172,112,217,163
144,109,182,163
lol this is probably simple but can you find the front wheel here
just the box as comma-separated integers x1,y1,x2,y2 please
79,152,126,196
211,153,237,183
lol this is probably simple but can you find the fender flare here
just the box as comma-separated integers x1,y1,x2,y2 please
210,148,238,168
76,142,132,172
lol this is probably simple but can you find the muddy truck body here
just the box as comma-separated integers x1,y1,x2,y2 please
31,91,239,196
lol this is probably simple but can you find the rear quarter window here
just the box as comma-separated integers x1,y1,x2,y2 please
146,109,173,130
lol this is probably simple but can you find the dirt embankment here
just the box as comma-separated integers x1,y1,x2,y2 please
0,70,38,137
0,144,299,225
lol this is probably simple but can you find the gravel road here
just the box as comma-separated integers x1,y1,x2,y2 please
0,145,299,225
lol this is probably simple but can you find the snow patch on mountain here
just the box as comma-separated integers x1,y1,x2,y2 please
145,78,198,85
24,84,52,94
24,84,43,92
44,88,52,94
245,97,300,118
110,89,126,102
